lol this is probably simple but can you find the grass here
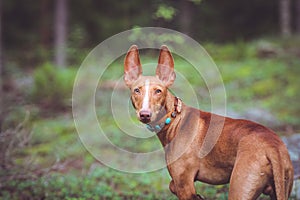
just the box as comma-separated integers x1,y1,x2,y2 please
1,168,173,200
0,114,230,200
1,37,300,199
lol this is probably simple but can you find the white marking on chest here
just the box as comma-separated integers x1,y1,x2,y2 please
142,79,150,110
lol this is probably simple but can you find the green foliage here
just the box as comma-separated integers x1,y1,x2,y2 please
2,167,282,199
2,0,300,198
2,38,299,200
30,63,76,110
204,38,300,129
0,168,174,200
0,113,32,173
204,40,257,61
128,27,185,47
154,4,176,21
27,116,95,169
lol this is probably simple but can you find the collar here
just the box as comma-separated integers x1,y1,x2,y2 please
146,97,182,133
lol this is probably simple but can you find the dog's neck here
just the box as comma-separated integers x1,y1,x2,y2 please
164,91,178,113
146,91,183,146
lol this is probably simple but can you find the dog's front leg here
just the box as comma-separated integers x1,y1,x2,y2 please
169,180,177,195
169,175,204,200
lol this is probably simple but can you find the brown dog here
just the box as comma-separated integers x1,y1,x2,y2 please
123,45,294,200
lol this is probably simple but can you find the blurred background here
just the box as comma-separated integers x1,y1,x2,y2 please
0,0,299,199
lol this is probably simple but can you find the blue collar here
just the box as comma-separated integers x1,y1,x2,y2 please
146,97,182,133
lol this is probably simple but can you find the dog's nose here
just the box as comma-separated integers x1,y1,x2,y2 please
139,110,152,123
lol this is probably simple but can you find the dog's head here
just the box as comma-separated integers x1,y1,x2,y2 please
124,45,176,124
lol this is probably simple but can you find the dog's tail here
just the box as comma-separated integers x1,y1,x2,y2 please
268,148,293,200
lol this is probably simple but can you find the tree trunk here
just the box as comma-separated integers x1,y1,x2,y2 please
279,0,291,37
0,0,3,126
179,0,193,36
40,0,51,49
54,0,68,68
296,0,300,33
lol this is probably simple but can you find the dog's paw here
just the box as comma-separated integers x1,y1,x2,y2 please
192,194,205,200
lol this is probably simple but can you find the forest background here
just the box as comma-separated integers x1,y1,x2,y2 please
0,0,300,199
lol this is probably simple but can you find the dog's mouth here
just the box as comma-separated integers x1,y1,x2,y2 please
139,118,151,124
139,116,151,124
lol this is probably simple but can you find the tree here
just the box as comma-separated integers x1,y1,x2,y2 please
179,0,193,35
40,0,52,49
54,0,68,68
279,0,291,37
296,0,300,33
0,0,3,128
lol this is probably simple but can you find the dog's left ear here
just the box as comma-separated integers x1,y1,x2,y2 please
156,45,176,87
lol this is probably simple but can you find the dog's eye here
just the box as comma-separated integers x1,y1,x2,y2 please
155,89,162,94
134,88,140,94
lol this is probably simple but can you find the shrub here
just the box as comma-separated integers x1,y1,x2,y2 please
0,113,37,186
30,63,76,110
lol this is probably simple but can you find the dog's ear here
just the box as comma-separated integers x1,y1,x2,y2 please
156,45,176,87
124,45,142,87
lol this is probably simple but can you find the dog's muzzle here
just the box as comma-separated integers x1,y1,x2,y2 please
139,110,152,123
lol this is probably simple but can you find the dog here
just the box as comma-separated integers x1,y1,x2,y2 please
123,45,294,200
